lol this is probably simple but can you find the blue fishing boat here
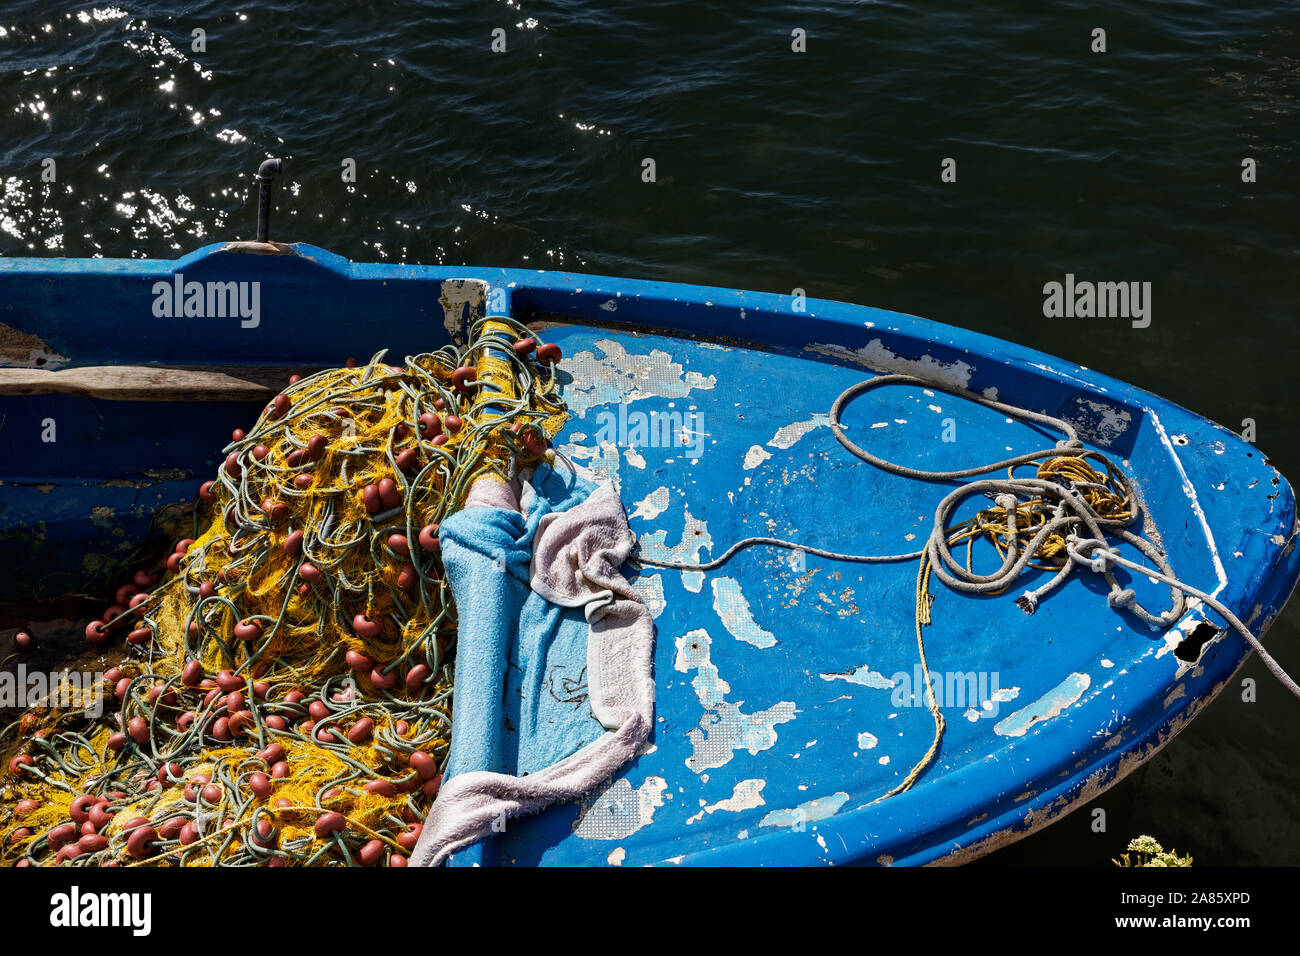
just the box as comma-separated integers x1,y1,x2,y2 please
1,229,1296,866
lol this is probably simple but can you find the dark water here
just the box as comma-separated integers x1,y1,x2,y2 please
1,1,1298,864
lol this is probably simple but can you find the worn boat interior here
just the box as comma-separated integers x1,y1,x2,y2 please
1,240,1296,865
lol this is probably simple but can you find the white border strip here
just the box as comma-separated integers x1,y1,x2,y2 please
1149,410,1227,595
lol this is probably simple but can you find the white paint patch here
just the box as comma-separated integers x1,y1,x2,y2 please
759,792,849,829
559,439,622,493
685,779,767,824
575,776,669,840
1069,398,1133,447
857,732,878,750
624,447,646,469
806,339,974,390
637,506,712,593
437,279,486,345
607,846,625,865
558,338,717,416
631,574,666,619
819,665,896,690
768,414,831,450
994,673,1091,737
0,321,72,369
674,629,796,773
743,444,772,470
631,485,671,521
711,577,776,649
962,686,1020,723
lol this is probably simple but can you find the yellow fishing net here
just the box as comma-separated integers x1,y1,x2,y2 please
0,317,566,866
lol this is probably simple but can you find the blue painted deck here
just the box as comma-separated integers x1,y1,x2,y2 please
1,242,1296,865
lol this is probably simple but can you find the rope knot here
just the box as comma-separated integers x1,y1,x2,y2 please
1090,551,1115,574
1067,536,1117,574
1107,588,1137,611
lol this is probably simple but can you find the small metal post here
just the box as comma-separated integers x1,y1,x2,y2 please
255,158,283,243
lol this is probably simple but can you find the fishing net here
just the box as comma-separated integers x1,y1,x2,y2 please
0,317,566,866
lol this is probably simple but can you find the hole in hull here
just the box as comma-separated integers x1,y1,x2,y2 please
1174,620,1220,664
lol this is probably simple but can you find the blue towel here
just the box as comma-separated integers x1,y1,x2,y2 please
441,461,609,782
410,458,656,867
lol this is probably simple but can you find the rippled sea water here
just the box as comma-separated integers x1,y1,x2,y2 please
1,1,1298,864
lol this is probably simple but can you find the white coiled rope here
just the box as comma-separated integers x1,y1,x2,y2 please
634,372,1300,701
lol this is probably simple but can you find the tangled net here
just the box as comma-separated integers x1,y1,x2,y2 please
0,317,566,866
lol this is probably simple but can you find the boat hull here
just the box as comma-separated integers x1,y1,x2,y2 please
1,241,1295,865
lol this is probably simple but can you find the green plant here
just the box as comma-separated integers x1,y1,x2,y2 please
1113,835,1193,867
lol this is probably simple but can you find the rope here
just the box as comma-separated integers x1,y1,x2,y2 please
634,371,1300,803
634,537,924,571
1066,538,1300,701
830,373,1085,480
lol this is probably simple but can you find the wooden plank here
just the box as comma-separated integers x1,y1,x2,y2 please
0,365,319,401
